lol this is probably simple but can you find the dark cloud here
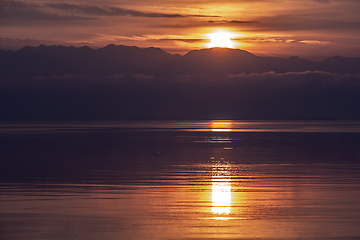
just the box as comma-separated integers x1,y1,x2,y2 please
208,20,258,24
226,71,360,86
156,38,207,43
233,37,331,45
233,37,291,43
0,0,35,9
133,74,154,80
313,0,330,3
155,20,257,29
253,14,360,31
0,38,39,43
0,0,216,23
0,10,93,21
45,3,217,18
0,1,94,22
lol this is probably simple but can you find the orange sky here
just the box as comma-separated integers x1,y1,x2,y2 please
1,0,359,59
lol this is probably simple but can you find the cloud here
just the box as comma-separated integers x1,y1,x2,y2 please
0,11,93,21
234,37,331,45
0,0,216,23
227,70,340,80
0,1,94,22
313,0,330,3
152,38,207,43
134,74,154,80
45,3,216,18
254,14,360,31
0,0,35,9
208,20,258,24
234,37,296,43
155,19,258,29
226,71,360,88
298,40,331,45
0,37,40,43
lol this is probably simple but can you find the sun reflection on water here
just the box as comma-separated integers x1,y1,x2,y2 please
211,162,232,219
211,120,233,132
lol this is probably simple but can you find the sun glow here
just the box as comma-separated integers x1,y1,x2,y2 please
212,177,231,214
207,31,235,48
211,120,234,132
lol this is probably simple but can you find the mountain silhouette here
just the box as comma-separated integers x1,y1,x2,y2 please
1,44,360,78
1,44,360,121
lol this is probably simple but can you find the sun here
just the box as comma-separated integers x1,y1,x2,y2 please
207,31,235,48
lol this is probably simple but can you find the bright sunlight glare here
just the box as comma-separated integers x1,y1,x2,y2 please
207,31,235,48
212,176,231,215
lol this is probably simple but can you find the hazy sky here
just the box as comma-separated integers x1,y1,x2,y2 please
1,0,359,59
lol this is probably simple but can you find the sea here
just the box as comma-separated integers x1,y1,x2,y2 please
1,121,360,240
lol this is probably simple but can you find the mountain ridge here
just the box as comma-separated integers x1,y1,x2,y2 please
1,44,360,121
1,44,360,78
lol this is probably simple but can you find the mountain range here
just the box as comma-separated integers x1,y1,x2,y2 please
1,44,360,121
1,44,360,78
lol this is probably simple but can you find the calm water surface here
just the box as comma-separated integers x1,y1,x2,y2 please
1,121,360,240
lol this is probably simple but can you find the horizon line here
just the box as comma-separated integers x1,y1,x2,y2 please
3,43,359,61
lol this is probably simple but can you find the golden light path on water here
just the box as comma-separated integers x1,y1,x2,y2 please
211,120,234,132
211,162,232,220
209,120,233,219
